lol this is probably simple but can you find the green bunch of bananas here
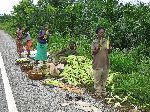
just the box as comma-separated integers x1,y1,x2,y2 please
43,79,62,86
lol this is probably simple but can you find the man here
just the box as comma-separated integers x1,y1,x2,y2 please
91,27,111,98
56,41,78,57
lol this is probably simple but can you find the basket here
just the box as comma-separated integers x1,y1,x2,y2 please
20,64,33,72
15,59,30,65
27,70,43,80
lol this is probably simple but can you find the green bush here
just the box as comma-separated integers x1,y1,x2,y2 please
46,33,92,58
110,49,137,74
107,71,150,109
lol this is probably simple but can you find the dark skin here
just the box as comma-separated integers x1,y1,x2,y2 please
92,29,104,55
56,42,77,57
24,29,30,57
38,27,48,39
48,43,77,66
35,26,49,65
16,27,24,58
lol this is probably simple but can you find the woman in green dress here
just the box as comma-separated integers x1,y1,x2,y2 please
35,24,50,64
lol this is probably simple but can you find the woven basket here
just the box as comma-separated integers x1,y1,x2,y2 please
27,70,43,80
15,60,30,65
20,64,33,72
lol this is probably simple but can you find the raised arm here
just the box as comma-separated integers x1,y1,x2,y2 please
107,39,112,54
56,49,67,56
38,30,45,38
91,41,99,55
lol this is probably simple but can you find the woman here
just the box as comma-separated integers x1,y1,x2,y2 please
35,24,50,64
24,27,32,57
16,26,24,58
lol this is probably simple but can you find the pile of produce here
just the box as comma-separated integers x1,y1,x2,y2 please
43,55,93,93
43,78,84,94
15,58,30,65
60,55,93,87
20,64,34,72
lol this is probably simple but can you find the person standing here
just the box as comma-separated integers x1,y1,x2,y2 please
16,26,24,58
35,24,50,64
91,27,111,98
24,27,32,58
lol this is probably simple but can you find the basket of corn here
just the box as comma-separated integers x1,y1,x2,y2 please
15,58,30,65
20,64,33,72
27,69,43,80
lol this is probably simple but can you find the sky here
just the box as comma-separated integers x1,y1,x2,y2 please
0,0,149,14
0,0,38,14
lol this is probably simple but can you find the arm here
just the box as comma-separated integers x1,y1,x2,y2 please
91,41,99,55
107,39,112,54
38,30,45,38
23,32,28,39
16,29,19,37
73,50,78,55
108,46,112,54
56,49,67,56
92,47,100,55
46,31,50,43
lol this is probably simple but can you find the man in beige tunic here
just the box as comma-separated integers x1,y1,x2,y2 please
91,27,111,97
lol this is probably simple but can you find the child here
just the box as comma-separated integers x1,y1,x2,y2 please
24,27,32,58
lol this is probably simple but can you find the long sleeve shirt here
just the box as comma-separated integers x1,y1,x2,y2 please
38,30,50,44
91,38,109,70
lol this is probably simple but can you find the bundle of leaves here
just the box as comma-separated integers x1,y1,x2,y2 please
60,55,94,87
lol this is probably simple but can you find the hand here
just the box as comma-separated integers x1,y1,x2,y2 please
108,46,112,53
46,39,49,43
95,46,100,51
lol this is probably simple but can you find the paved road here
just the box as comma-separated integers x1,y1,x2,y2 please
0,70,9,112
0,30,117,112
